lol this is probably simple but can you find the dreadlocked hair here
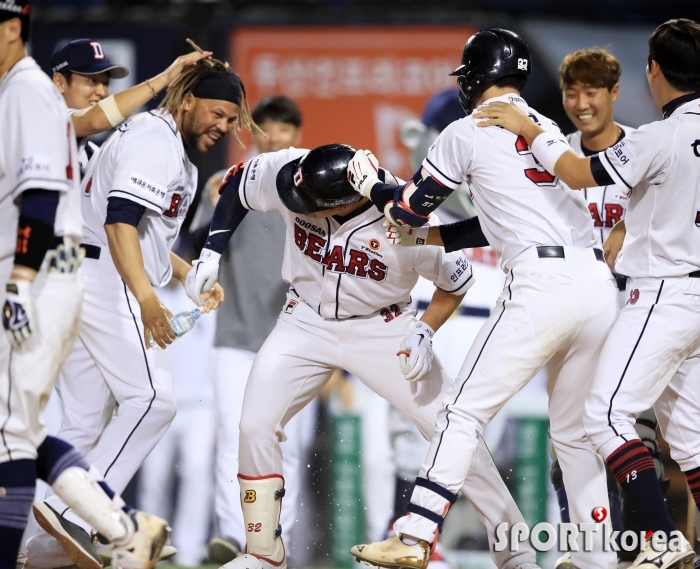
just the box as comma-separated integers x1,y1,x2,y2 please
158,57,262,148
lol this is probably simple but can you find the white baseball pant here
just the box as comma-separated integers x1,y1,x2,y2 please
585,275,700,471
0,257,82,463
26,250,177,567
238,294,537,569
396,247,619,569
212,346,315,554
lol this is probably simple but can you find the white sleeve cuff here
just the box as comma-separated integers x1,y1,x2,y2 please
530,133,570,175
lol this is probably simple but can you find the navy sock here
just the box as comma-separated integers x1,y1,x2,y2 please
0,459,36,568
607,440,675,536
97,481,133,514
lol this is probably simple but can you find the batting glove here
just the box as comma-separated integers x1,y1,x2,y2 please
185,248,221,307
347,149,380,197
3,279,36,351
397,321,435,382
384,219,429,246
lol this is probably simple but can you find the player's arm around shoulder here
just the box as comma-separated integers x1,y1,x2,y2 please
472,101,598,189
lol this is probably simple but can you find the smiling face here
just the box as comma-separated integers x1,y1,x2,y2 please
180,94,239,153
562,81,618,138
54,71,110,110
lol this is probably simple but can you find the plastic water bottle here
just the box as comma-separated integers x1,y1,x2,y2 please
149,308,201,350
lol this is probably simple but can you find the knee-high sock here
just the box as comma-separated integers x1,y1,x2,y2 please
0,459,36,569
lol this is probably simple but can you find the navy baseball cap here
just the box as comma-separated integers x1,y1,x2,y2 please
51,39,129,79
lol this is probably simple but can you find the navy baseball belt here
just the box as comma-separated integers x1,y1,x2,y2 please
81,244,101,260
536,245,605,263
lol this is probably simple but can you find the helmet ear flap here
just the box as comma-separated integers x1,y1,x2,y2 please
456,73,486,115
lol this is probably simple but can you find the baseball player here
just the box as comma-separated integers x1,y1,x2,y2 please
189,95,314,565
24,56,249,567
554,48,667,569
473,17,700,569
185,143,539,569
50,38,212,176
347,29,619,569
0,3,171,569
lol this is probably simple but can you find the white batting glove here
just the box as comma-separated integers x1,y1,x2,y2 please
347,149,380,197
185,248,221,307
384,219,429,246
2,280,37,351
397,321,435,382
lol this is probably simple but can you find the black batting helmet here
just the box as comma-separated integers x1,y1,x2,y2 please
276,144,363,215
450,28,531,115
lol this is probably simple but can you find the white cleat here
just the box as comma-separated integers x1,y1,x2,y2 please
111,511,170,569
553,552,576,569
514,563,542,569
221,553,267,569
94,540,177,564
631,534,694,569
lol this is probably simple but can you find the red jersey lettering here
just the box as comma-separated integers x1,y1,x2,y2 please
345,250,369,277
305,233,325,262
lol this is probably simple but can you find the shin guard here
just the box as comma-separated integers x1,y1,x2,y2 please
52,466,132,545
239,474,286,566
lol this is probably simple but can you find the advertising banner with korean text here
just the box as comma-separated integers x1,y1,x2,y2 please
229,26,476,180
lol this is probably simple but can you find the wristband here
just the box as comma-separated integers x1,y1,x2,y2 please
97,96,126,128
530,133,570,175
414,320,435,340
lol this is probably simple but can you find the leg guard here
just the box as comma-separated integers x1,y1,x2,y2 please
239,474,286,566
52,466,132,545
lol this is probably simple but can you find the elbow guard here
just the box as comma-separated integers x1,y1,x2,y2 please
402,168,453,217
204,166,248,254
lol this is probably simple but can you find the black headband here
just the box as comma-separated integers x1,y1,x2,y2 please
192,72,243,105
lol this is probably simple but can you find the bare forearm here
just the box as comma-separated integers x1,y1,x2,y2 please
105,223,155,303
169,251,191,285
71,78,166,138
426,227,444,246
421,288,464,332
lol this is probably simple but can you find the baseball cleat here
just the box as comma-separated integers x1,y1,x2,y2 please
221,553,265,569
32,502,103,569
351,535,431,569
111,510,170,569
630,534,694,569
513,563,542,569
553,552,576,569
208,536,243,564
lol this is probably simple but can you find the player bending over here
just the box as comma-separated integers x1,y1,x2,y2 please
346,28,619,569
186,144,539,569
473,18,700,569
0,3,171,568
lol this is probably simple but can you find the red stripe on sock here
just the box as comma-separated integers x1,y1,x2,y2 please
607,440,656,485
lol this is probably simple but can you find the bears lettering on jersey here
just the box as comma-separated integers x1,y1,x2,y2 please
293,222,388,282
589,203,624,228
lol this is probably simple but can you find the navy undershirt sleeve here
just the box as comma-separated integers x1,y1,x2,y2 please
203,169,249,254
590,155,615,186
105,197,146,227
438,216,489,252
19,189,59,225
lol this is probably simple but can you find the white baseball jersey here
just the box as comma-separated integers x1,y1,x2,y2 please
0,57,82,262
422,93,599,272
81,110,197,286
567,126,630,243
67,108,99,178
597,95,700,278
238,148,474,319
